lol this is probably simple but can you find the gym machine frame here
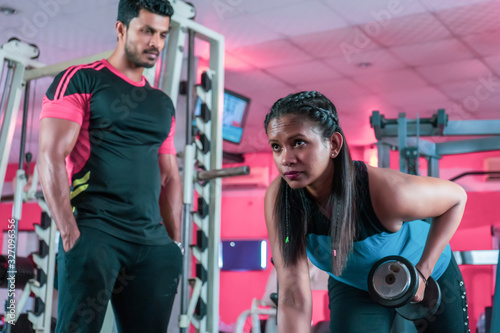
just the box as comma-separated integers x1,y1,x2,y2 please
370,110,500,332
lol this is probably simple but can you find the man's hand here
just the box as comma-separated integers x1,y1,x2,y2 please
62,229,81,252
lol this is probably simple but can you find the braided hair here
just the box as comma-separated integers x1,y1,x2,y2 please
264,91,356,276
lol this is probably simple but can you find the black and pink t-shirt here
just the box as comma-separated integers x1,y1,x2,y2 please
41,59,176,245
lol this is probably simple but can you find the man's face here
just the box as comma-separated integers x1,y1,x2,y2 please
124,9,170,68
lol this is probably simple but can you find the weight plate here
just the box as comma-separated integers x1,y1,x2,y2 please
368,256,418,308
396,276,441,321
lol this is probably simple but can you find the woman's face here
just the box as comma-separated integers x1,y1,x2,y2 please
267,114,336,195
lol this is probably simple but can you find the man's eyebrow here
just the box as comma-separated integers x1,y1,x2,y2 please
144,25,169,34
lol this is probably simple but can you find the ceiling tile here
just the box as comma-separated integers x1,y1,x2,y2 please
324,49,407,77
462,31,500,57
230,39,314,68
244,0,318,13
440,77,500,110
250,2,348,37
352,69,429,94
265,60,342,85
483,55,500,76
245,86,301,110
379,87,449,109
223,51,256,71
467,94,500,118
203,14,283,51
188,0,246,21
290,26,381,61
416,59,493,85
321,0,428,25
367,12,451,47
225,69,290,95
389,38,475,66
418,0,492,12
437,1,500,36
294,78,372,99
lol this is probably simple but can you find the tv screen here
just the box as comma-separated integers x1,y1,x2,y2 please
194,89,251,144
219,239,267,271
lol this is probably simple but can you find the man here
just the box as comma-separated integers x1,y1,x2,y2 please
37,1,182,332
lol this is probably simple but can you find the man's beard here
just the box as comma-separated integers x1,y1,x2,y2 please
124,42,157,68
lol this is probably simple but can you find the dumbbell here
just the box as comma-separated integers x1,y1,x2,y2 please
367,256,441,321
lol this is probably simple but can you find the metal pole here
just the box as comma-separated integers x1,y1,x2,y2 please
4,76,31,333
18,81,30,169
0,61,14,119
179,28,196,333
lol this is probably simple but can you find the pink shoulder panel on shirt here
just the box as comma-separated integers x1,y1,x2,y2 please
40,61,104,124
159,116,176,155
40,95,90,125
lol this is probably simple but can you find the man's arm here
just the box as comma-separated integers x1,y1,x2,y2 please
159,153,182,242
37,118,81,252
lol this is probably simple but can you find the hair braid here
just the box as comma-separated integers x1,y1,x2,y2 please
265,90,357,276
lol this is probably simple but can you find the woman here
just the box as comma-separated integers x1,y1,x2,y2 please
264,91,469,332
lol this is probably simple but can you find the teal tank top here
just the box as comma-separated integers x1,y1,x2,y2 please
306,161,452,291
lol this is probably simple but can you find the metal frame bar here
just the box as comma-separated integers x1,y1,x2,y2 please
371,110,500,177
0,62,26,203
160,9,225,333
436,136,500,155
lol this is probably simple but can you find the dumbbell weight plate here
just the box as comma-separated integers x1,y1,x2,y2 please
368,256,418,308
396,276,441,321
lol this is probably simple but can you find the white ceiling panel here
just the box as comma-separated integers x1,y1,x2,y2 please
418,0,493,12
462,31,500,57
437,1,500,36
352,69,429,94
265,60,342,85
294,78,372,99
379,87,449,109
188,0,246,22
468,94,500,119
440,78,500,102
245,86,303,110
230,39,314,68
224,51,256,71
321,0,428,25
225,69,291,95
389,38,475,66
483,55,500,76
243,0,318,14
290,26,380,60
250,2,347,37
416,59,493,85
324,49,407,77
367,12,451,47
202,14,283,51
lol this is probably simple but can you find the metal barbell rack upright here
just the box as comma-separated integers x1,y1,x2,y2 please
0,39,58,333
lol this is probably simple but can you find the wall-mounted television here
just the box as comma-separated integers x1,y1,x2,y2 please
194,89,251,144
219,239,267,271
